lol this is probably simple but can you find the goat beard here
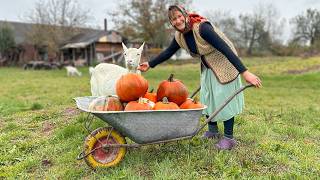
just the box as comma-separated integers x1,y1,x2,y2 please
126,64,135,70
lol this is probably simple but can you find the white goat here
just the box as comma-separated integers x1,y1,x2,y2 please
90,42,144,96
65,66,82,77
89,66,94,76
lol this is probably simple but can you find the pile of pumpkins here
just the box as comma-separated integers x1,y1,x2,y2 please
91,73,204,111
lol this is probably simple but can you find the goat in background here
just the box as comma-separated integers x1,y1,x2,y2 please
90,42,144,96
65,66,82,77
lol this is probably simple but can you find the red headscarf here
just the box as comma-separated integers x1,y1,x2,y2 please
168,5,207,33
188,13,207,28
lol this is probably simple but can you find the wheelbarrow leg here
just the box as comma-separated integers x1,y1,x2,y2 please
192,84,254,136
84,113,95,133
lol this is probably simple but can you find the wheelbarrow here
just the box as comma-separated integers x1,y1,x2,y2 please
74,84,254,169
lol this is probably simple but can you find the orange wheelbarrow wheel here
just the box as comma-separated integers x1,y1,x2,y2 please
84,127,127,169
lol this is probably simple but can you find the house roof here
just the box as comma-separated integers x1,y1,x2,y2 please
61,30,124,49
0,20,33,44
0,20,125,48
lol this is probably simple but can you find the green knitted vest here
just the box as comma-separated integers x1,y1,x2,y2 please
175,22,240,84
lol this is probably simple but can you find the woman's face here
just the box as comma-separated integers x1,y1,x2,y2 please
170,10,186,31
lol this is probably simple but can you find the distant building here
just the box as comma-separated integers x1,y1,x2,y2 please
60,29,125,66
0,20,45,66
0,19,129,67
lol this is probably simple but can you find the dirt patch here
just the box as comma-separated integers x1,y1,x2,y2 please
62,107,80,117
135,165,153,179
62,107,81,124
41,159,53,167
0,119,4,130
286,65,320,74
42,121,55,136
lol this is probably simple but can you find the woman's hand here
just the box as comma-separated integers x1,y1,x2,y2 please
138,62,150,72
241,70,262,88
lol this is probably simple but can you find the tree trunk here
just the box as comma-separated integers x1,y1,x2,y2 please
247,28,256,55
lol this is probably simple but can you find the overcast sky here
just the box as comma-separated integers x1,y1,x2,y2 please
0,0,319,42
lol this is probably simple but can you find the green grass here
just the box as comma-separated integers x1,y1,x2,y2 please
0,57,320,179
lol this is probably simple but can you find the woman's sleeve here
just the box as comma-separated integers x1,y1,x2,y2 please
199,22,247,73
148,38,180,68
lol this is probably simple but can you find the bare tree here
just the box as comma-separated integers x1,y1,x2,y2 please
237,3,283,55
237,13,264,55
25,0,91,56
290,8,320,46
260,3,284,42
203,3,284,56
109,0,192,48
204,10,238,43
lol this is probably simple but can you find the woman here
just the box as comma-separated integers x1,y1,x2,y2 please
138,5,262,150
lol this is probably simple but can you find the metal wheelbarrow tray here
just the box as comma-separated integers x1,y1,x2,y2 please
74,85,253,168
75,96,207,144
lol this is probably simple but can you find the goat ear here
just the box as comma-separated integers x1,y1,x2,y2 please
138,42,145,51
122,42,128,51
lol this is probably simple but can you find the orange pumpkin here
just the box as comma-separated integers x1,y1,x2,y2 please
143,88,157,103
179,98,193,109
125,97,153,111
180,97,204,109
153,97,180,110
116,73,148,102
157,74,188,106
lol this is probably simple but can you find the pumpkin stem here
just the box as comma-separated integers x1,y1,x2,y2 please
138,97,149,104
149,88,154,93
168,74,174,82
162,97,170,104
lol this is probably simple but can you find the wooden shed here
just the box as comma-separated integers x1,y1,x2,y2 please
60,30,126,66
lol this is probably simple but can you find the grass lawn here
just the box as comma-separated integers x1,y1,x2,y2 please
0,57,319,179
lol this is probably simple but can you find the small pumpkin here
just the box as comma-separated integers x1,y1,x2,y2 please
116,73,148,102
153,97,180,110
88,96,124,111
157,74,188,106
143,88,157,103
105,95,124,111
179,98,193,109
94,105,109,111
180,97,204,109
125,97,153,111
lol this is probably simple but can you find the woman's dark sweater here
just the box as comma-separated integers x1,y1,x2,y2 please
148,22,247,73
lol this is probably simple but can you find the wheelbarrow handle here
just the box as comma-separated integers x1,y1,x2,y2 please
190,86,201,98
193,84,254,136
190,84,254,99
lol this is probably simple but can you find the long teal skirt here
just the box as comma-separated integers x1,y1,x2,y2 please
200,67,244,122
